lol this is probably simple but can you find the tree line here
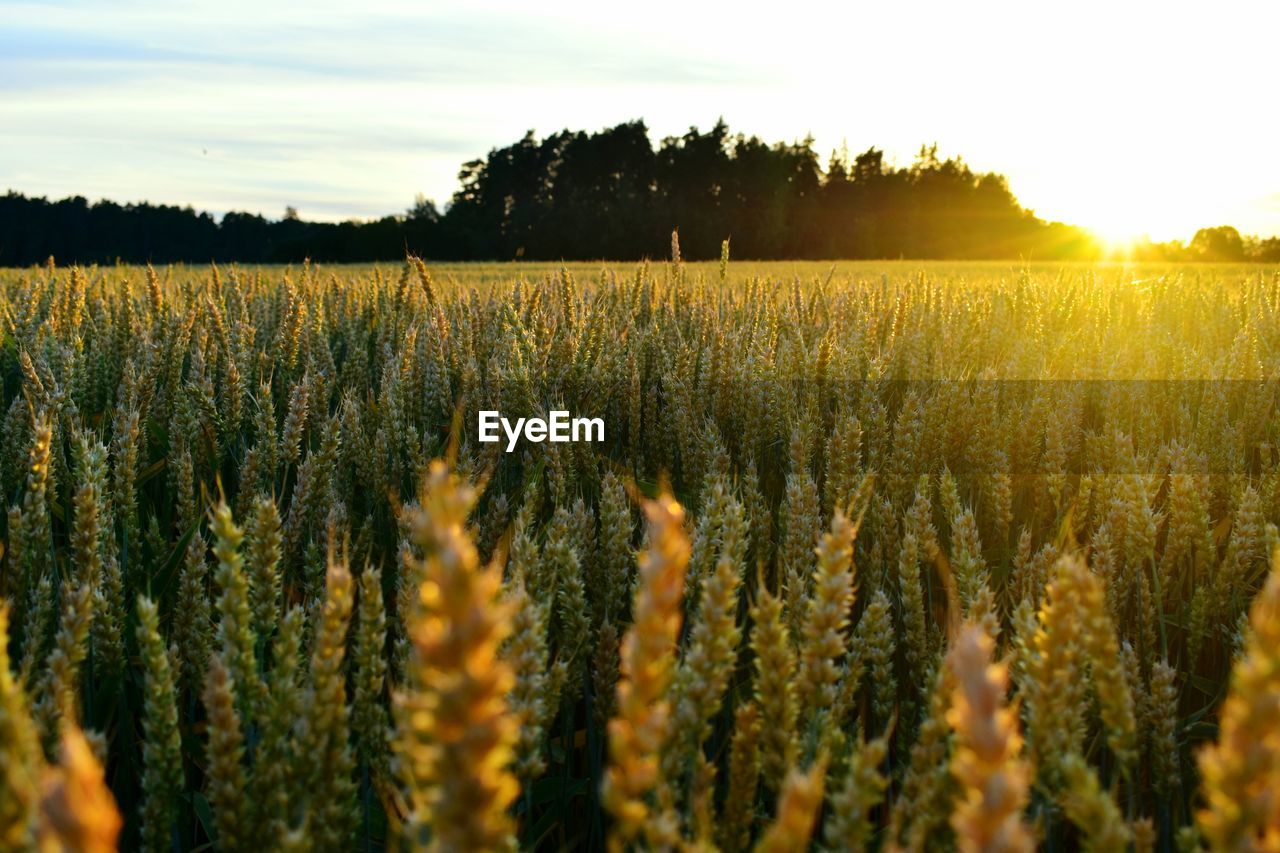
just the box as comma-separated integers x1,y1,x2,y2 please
2,119,1277,265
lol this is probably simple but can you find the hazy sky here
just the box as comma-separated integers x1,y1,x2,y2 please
4,0,1279,241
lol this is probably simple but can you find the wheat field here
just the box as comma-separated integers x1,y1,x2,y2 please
1,253,1279,851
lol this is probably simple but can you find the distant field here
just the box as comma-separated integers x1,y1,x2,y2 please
1,258,1278,850
7,256,1272,296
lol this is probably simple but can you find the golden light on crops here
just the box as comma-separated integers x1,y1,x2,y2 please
2,256,1280,850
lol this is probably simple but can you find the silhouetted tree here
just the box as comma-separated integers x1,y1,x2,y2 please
407,195,440,222
1190,226,1246,261
1252,237,1280,262
1,122,1273,265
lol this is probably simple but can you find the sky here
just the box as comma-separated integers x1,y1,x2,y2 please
3,0,1279,242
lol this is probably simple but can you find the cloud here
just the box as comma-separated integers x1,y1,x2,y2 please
1,2,766,92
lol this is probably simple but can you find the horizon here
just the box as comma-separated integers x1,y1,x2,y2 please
4,0,1280,243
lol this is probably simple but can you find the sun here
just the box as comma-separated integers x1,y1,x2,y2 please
1076,202,1166,257
1019,166,1196,253
1088,222,1147,257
